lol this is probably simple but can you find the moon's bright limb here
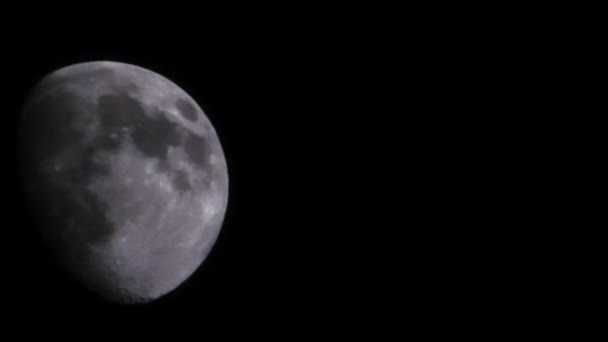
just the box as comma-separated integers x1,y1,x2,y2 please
19,61,229,304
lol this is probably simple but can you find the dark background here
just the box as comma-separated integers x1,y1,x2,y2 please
0,7,545,336
1,14,400,334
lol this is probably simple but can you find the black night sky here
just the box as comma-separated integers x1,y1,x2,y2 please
8,1,580,335
0,5,534,337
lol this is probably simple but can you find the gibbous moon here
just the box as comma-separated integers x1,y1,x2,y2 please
19,61,229,304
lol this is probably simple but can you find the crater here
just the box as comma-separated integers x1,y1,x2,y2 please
176,97,198,121
132,109,182,163
96,94,148,151
172,170,192,192
98,94,147,129
184,133,210,168
79,147,110,179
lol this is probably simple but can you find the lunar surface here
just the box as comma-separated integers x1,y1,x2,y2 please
19,61,229,303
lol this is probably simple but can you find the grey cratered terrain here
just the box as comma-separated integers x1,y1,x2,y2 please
19,61,229,304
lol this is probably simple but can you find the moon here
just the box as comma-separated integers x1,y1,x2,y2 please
19,61,229,304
